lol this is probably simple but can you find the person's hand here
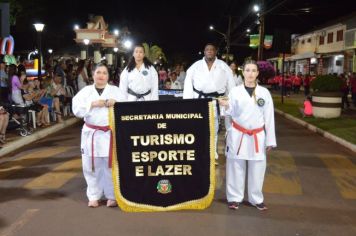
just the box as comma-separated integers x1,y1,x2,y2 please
105,99,116,107
217,97,229,107
91,100,106,108
266,146,273,152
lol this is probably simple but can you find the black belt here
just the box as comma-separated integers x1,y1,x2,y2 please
193,87,225,116
127,88,151,99
193,87,225,99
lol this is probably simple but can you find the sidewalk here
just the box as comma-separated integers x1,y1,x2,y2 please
271,90,356,153
0,116,81,157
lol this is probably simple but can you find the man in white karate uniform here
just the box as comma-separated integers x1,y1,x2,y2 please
72,63,124,208
219,60,276,211
183,43,235,163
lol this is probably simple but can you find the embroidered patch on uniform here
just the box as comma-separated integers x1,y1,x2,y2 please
142,70,148,76
257,98,265,107
157,179,172,194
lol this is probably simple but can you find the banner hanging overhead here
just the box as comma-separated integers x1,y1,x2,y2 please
249,34,273,49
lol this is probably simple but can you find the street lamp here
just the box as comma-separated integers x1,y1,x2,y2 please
74,24,79,30
48,49,53,54
114,29,119,36
209,17,232,63
33,23,45,80
209,25,226,38
83,39,90,59
124,40,132,50
253,4,260,12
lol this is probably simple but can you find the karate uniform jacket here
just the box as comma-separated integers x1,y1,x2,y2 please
183,57,235,99
72,84,123,157
225,84,276,160
119,64,158,101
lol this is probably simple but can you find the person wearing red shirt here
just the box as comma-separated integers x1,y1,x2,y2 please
303,75,311,96
292,73,302,94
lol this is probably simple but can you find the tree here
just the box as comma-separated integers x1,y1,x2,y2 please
142,43,167,64
0,0,22,25
1,0,46,25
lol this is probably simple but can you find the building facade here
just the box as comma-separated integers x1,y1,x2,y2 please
268,13,356,75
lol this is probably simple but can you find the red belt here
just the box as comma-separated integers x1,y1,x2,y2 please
232,120,264,155
85,123,113,172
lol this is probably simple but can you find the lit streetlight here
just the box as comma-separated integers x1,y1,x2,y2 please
74,24,79,30
83,39,90,59
113,47,119,53
124,40,132,49
33,23,45,80
253,4,260,12
209,24,226,38
48,49,53,54
246,28,251,33
209,16,232,63
114,29,119,36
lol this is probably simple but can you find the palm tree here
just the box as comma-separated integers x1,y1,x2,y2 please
142,43,167,64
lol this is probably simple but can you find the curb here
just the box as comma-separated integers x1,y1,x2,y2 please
275,108,356,153
0,117,81,157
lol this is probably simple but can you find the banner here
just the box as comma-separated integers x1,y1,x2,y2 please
109,99,215,212
249,34,273,49
249,34,259,49
264,35,273,49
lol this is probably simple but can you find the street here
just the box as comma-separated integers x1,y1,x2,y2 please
0,114,355,236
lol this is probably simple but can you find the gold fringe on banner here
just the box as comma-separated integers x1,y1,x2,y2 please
109,101,216,212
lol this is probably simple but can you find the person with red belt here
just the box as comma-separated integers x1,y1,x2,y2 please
218,60,276,211
72,63,124,208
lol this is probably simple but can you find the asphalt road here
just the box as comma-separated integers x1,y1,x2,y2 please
0,114,355,236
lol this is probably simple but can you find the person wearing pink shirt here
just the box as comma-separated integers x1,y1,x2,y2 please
300,96,313,117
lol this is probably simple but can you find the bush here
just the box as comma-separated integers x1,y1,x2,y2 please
257,61,275,84
311,74,342,92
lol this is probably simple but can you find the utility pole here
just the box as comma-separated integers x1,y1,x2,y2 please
257,0,265,61
226,15,232,63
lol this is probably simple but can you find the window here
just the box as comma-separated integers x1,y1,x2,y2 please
301,39,305,44
319,36,325,45
307,38,311,43
327,32,333,43
336,30,343,41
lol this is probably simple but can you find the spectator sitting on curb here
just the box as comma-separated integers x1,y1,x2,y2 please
299,96,313,118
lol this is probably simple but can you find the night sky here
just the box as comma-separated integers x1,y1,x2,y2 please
10,0,356,65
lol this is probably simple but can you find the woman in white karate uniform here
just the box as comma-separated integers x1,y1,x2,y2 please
72,63,124,208
119,45,158,101
219,60,276,211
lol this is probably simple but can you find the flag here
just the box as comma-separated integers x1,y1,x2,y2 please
110,99,216,212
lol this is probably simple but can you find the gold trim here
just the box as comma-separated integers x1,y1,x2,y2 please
110,101,216,212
